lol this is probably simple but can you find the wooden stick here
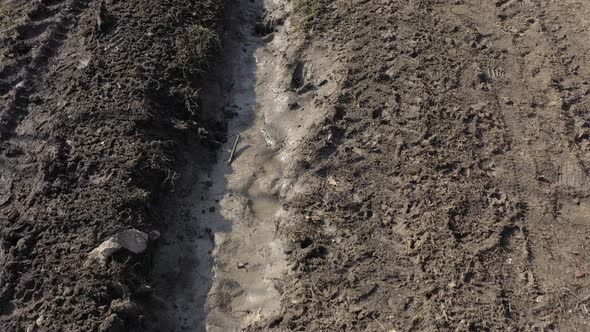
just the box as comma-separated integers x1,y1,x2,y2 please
228,134,240,164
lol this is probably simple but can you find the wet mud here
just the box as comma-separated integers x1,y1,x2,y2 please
150,0,342,330
2,0,590,331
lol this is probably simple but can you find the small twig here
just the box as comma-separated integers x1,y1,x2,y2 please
208,139,224,146
163,170,180,192
370,315,386,331
565,287,582,301
228,134,241,164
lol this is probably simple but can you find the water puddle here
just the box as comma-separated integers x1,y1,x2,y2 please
149,0,342,329
150,0,291,330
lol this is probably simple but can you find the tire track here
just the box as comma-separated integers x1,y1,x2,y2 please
0,0,85,140
487,0,590,328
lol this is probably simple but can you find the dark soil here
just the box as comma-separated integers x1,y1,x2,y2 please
0,0,224,330
265,0,590,330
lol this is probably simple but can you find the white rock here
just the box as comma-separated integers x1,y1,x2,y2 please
86,229,148,266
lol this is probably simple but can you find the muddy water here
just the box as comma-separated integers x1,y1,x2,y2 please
200,0,295,329
149,0,313,330
150,0,342,328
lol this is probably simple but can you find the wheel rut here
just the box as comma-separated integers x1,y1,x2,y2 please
147,0,330,330
149,0,345,329
0,0,87,139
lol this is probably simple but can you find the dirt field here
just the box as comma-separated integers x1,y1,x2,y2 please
1,0,590,331
0,0,225,330
268,0,590,330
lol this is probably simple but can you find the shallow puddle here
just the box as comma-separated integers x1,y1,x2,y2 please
151,0,292,330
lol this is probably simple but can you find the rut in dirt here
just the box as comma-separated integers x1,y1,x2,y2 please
147,0,338,330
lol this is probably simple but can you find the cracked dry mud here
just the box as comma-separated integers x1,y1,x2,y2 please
1,0,590,331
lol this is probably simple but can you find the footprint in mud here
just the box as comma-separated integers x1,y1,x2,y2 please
0,80,13,96
42,0,67,7
0,0,85,133
515,0,534,9
479,66,506,83
497,0,536,22
16,21,54,41
557,158,588,189
0,63,15,81
498,0,534,11
212,279,244,314
290,61,306,89
478,158,497,177
471,33,492,50
0,173,13,206
28,0,66,22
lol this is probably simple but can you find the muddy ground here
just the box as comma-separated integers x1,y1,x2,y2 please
0,0,225,330
267,0,590,330
2,0,590,331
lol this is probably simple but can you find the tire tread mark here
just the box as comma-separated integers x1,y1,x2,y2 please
0,0,87,139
